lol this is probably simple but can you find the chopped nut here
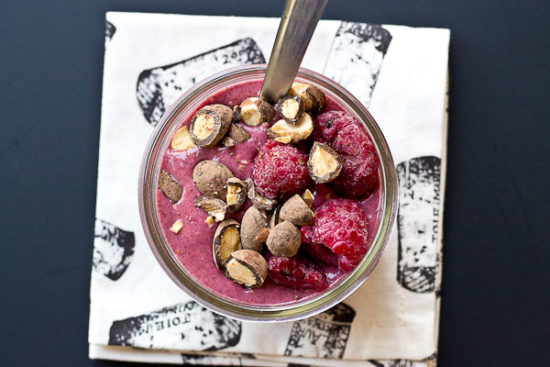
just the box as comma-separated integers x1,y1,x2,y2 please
232,105,242,122
212,219,241,270
274,136,292,144
169,219,183,233
227,123,251,142
189,104,233,148
240,97,275,126
192,160,234,200
225,249,268,288
302,189,314,207
277,96,304,125
240,206,268,252
279,194,315,226
307,142,343,183
289,83,327,114
170,126,196,151
245,178,277,210
221,136,236,147
194,196,227,222
205,216,214,228
159,169,183,203
268,206,282,229
226,177,248,213
267,113,313,144
266,221,301,257
255,228,271,243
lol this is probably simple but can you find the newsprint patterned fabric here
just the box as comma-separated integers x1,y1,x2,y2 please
89,12,450,366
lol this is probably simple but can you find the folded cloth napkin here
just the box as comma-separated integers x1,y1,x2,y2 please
89,11,449,366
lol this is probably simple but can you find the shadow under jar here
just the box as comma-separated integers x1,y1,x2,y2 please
139,65,398,322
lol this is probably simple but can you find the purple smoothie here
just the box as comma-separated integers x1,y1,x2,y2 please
156,80,382,306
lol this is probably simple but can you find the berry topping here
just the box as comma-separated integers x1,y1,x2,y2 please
301,241,340,267
252,140,311,199
314,111,380,198
307,199,370,272
268,255,328,290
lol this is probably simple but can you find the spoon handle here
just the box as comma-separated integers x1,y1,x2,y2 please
260,0,328,103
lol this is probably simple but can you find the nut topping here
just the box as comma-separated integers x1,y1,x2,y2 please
194,196,227,222
226,177,248,213
239,97,275,126
170,126,196,151
232,105,242,122
221,136,236,147
224,249,268,288
227,123,251,142
189,104,233,148
302,189,314,207
192,160,234,200
277,96,304,125
255,228,271,243
266,221,301,258
245,179,277,211
170,219,183,233
159,169,183,203
289,83,326,114
268,206,282,229
212,220,241,270
279,194,315,226
240,206,268,252
267,113,313,144
307,142,343,183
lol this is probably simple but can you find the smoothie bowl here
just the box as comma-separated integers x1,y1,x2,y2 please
139,65,397,322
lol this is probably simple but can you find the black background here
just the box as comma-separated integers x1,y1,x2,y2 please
1,0,549,366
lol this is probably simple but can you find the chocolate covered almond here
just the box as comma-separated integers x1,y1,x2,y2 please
289,83,326,114
227,123,251,142
194,196,227,222
279,194,314,226
213,219,241,270
226,177,247,213
159,169,183,203
190,104,232,147
192,160,234,200
225,249,268,288
277,96,304,125
240,206,268,252
240,97,275,126
266,221,301,258
307,142,343,183
267,113,313,144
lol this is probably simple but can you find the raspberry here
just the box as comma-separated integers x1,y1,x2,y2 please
268,255,328,290
331,154,379,198
311,199,370,272
252,140,310,199
314,111,379,198
301,241,340,267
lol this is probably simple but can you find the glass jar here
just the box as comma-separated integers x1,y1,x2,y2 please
138,65,398,322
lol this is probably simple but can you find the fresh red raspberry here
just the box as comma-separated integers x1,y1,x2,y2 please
314,111,380,198
313,110,348,143
252,140,310,199
311,199,370,272
330,154,379,198
268,255,328,290
301,241,340,267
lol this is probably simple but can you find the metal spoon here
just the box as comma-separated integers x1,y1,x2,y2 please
260,0,328,103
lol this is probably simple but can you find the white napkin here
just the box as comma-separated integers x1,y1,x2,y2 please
90,12,449,366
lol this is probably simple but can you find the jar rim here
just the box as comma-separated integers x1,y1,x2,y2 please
138,64,398,322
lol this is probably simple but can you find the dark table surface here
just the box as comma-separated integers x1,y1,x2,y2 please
1,1,549,366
